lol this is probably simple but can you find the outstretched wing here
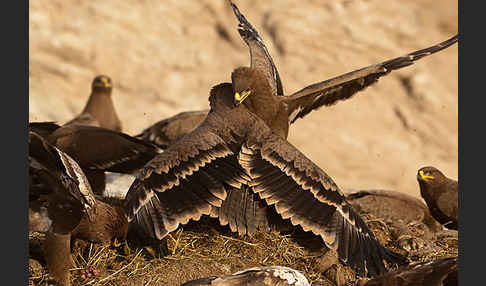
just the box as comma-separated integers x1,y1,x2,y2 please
29,131,96,233
47,125,161,173
124,83,272,239
29,121,62,138
240,129,405,276
29,131,96,210
123,121,252,239
285,35,458,124
135,110,208,149
209,183,270,236
229,0,283,96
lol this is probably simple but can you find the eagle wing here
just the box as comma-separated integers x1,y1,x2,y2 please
230,0,283,96
47,125,161,173
240,128,404,276
135,110,208,149
285,35,458,124
29,131,96,233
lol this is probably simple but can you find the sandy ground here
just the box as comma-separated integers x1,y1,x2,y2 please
29,0,458,199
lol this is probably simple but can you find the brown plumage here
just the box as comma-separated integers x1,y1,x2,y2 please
234,33,459,133
47,125,161,173
43,232,75,286
136,110,208,149
29,131,96,286
417,166,458,230
29,131,96,235
282,32,457,124
45,124,162,194
123,70,405,277
71,198,128,243
124,2,457,277
138,29,457,147
229,1,284,97
229,1,457,126
360,257,457,286
64,75,122,132
138,2,457,148
29,121,61,139
181,266,310,286
137,3,457,154
135,1,283,150
140,1,458,142
30,130,133,285
346,189,443,235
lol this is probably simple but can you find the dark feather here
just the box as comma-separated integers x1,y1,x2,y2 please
362,257,457,286
210,185,269,236
123,81,406,277
29,131,98,286
29,131,96,226
135,110,208,149
346,189,443,234
285,35,458,123
124,120,243,239
229,0,283,96
239,131,406,276
29,121,61,138
125,170,227,240
47,125,161,173
417,166,458,230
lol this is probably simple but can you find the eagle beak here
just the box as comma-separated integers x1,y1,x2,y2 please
101,78,112,88
418,170,434,181
234,89,252,105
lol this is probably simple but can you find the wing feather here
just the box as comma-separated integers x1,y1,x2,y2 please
135,110,208,149
29,122,61,138
29,131,97,234
240,132,405,276
285,35,458,123
123,123,258,239
229,0,283,96
47,125,161,173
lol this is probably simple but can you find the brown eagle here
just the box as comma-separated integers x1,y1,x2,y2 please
123,1,457,277
64,75,122,132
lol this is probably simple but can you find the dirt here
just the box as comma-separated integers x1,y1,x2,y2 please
29,0,458,285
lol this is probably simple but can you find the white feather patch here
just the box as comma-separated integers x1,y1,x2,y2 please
56,147,95,209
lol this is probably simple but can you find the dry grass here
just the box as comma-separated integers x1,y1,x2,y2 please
29,213,457,286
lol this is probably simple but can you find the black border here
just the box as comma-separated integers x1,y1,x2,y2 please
458,0,474,285
7,0,29,284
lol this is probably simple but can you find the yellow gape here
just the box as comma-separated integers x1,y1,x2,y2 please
101,77,112,88
419,170,434,181
234,89,252,105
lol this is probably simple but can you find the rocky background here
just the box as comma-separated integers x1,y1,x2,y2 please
29,0,458,198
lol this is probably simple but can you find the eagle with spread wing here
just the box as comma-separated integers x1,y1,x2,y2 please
123,1,457,277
